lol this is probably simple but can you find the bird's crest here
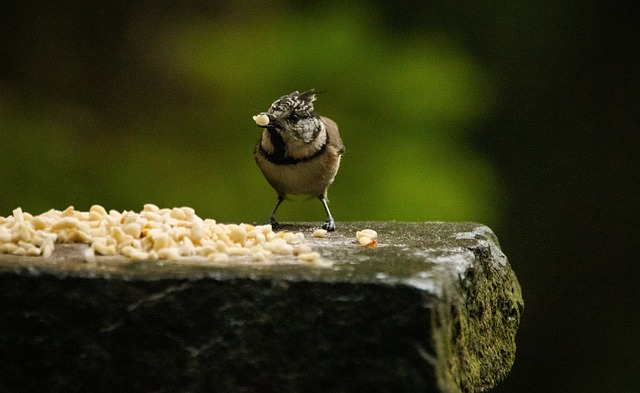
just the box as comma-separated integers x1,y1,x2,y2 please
270,90,318,115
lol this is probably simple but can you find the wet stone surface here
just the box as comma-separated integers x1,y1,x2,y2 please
0,222,523,393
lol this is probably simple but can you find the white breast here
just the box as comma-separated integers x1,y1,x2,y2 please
256,153,341,198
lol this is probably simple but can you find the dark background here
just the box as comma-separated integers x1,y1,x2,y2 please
1,1,637,391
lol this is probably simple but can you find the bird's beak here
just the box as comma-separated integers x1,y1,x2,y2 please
253,112,277,128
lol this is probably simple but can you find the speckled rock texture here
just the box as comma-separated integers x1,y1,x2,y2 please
0,222,522,393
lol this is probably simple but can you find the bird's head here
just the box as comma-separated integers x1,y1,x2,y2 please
254,90,323,143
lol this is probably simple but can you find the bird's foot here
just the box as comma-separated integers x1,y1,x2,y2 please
322,219,336,232
267,216,280,230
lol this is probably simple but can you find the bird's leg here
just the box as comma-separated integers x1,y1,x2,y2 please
319,197,336,231
267,196,284,229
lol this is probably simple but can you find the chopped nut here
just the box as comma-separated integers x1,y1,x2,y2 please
12,246,27,256
312,228,327,238
92,241,117,256
51,217,78,231
253,113,270,126
26,246,41,256
157,247,181,260
0,231,12,243
12,207,24,223
41,242,54,258
297,251,321,262
356,229,378,240
84,247,96,263
356,229,378,248
357,236,375,247
208,252,229,263
1,243,19,253
123,222,142,238
89,205,108,218
1,206,326,265
228,226,248,245
284,232,304,244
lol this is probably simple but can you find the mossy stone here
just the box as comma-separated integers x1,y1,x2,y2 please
0,222,522,392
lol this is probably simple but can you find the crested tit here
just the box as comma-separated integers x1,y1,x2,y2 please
253,90,344,231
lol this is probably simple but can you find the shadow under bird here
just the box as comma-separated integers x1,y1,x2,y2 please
253,90,345,231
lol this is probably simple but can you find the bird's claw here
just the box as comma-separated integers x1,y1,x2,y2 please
267,217,280,230
322,219,336,232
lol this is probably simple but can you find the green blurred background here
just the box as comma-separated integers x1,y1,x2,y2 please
1,1,637,391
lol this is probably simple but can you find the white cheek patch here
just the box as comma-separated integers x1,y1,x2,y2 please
297,124,316,143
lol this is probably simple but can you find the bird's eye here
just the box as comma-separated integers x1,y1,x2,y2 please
289,113,300,122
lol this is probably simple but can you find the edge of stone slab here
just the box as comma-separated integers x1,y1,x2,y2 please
433,227,523,392
0,221,523,392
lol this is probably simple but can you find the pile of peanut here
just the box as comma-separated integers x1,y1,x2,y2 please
0,205,321,263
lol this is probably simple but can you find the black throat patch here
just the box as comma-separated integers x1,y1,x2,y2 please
260,128,327,165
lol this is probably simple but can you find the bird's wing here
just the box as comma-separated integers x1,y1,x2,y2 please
321,116,345,155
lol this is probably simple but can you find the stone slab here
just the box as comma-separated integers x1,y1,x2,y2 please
0,222,523,393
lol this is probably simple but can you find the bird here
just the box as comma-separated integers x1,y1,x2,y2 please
252,90,344,231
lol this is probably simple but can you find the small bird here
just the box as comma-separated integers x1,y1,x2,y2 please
253,90,344,231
